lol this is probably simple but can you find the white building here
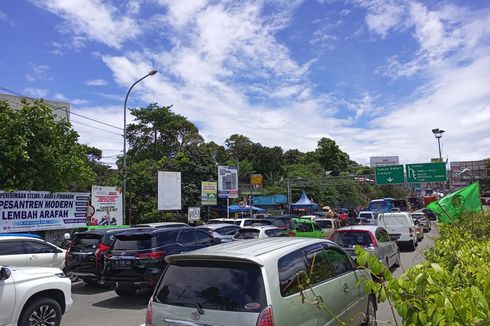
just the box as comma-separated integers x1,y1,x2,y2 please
0,93,70,122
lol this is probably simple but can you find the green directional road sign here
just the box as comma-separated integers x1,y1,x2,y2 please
406,162,447,183
375,165,405,185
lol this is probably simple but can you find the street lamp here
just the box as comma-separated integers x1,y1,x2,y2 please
122,69,157,225
431,128,445,161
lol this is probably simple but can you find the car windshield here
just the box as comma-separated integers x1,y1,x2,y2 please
155,261,266,313
315,220,333,228
331,231,374,248
234,229,260,239
264,229,288,237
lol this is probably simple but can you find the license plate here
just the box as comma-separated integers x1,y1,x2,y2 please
114,260,132,268
389,234,400,240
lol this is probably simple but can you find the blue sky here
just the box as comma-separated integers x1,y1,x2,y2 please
1,0,489,167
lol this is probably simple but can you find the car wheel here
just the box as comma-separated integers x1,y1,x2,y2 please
115,288,138,297
19,297,62,326
361,295,377,326
82,278,98,286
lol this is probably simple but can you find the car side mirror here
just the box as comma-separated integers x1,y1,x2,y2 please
213,238,222,244
0,267,11,281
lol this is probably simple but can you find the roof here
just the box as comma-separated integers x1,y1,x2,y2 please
336,225,381,233
313,218,337,222
239,226,280,231
116,227,186,236
165,237,330,266
0,235,46,241
132,222,188,228
74,227,132,236
197,223,240,230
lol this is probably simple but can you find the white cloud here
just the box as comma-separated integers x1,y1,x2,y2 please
85,79,108,86
23,87,49,98
31,0,141,48
356,0,408,38
25,63,51,82
0,10,14,26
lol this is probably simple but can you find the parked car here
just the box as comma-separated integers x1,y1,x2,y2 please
65,227,143,285
357,211,378,225
146,238,376,326
330,225,401,269
232,218,273,228
252,213,272,219
102,227,220,296
290,218,323,238
0,233,42,239
197,223,241,243
272,216,298,234
411,212,432,232
206,218,236,224
413,220,424,242
233,226,288,240
314,218,342,238
0,265,73,326
421,208,438,221
377,212,417,251
132,222,189,228
0,236,66,269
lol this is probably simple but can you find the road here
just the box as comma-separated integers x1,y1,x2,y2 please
62,226,438,326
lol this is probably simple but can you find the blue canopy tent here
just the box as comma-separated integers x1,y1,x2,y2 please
290,191,318,214
228,205,265,213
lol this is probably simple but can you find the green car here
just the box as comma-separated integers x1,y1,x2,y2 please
290,218,323,238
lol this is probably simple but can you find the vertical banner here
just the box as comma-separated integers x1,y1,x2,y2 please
218,166,238,199
201,181,217,205
0,191,89,232
157,171,182,210
188,207,201,222
90,186,123,226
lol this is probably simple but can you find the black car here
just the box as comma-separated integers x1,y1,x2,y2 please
102,227,220,297
66,227,144,285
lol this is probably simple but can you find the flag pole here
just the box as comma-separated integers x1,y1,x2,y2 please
436,201,458,224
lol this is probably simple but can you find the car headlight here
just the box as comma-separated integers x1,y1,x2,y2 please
55,272,67,278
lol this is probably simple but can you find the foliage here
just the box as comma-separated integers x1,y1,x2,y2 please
0,99,96,192
356,211,490,325
314,137,350,172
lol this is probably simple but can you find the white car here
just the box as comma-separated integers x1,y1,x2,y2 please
0,265,73,326
0,236,66,269
232,218,273,228
377,212,417,251
233,226,288,239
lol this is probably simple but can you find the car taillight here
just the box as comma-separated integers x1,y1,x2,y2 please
288,231,295,237
368,232,378,249
99,243,110,251
145,297,153,326
137,251,165,259
256,306,274,326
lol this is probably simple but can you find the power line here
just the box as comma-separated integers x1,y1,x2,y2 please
71,119,122,136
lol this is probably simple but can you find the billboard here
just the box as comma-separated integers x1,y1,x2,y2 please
201,181,217,205
218,166,238,199
90,186,123,226
0,191,89,232
370,156,400,167
188,207,201,222
157,171,182,210
450,160,487,190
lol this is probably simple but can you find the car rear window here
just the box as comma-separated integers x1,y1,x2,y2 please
359,213,373,219
155,261,266,312
234,229,260,239
264,229,287,237
113,234,155,250
72,234,102,248
272,219,291,228
315,220,333,228
331,231,374,248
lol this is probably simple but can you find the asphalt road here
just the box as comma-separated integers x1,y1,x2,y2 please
62,225,438,326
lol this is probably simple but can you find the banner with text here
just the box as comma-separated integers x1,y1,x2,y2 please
158,171,182,210
218,166,238,199
91,186,123,226
201,181,217,205
0,191,90,233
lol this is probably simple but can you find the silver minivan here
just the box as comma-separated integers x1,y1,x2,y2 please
145,238,376,326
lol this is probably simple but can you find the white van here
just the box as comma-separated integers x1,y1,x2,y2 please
377,212,417,251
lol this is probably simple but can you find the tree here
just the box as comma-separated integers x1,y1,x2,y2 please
315,137,350,172
283,149,304,165
0,99,95,191
81,145,119,187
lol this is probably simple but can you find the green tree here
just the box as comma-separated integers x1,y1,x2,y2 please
283,149,305,165
82,145,119,187
315,137,350,172
0,99,95,191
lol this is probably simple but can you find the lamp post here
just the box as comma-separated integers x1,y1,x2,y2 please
431,128,445,161
122,70,157,225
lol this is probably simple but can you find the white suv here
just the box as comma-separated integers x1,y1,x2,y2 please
0,236,66,269
0,265,73,326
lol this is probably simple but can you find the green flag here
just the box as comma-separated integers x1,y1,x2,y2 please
427,182,483,224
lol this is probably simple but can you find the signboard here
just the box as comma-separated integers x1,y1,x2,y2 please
406,163,447,183
450,160,488,190
218,166,238,199
431,158,443,163
238,201,246,208
90,186,123,226
375,165,405,185
370,156,400,167
250,174,263,189
188,207,201,222
0,191,89,233
201,181,217,205
157,171,182,210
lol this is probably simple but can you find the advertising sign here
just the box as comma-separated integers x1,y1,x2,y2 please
0,191,89,232
250,174,263,189
370,156,400,167
201,182,217,205
90,186,122,226
188,207,201,222
157,171,182,210
218,166,238,199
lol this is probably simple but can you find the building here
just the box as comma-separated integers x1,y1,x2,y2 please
369,156,400,167
0,93,70,121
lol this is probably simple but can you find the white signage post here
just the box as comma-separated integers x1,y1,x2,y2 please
218,166,238,218
91,186,123,226
157,171,182,211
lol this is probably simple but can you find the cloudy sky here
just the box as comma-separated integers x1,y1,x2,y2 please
1,0,489,167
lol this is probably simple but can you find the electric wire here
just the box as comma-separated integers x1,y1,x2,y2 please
71,119,122,136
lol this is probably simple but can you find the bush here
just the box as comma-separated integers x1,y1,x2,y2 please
357,211,490,325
